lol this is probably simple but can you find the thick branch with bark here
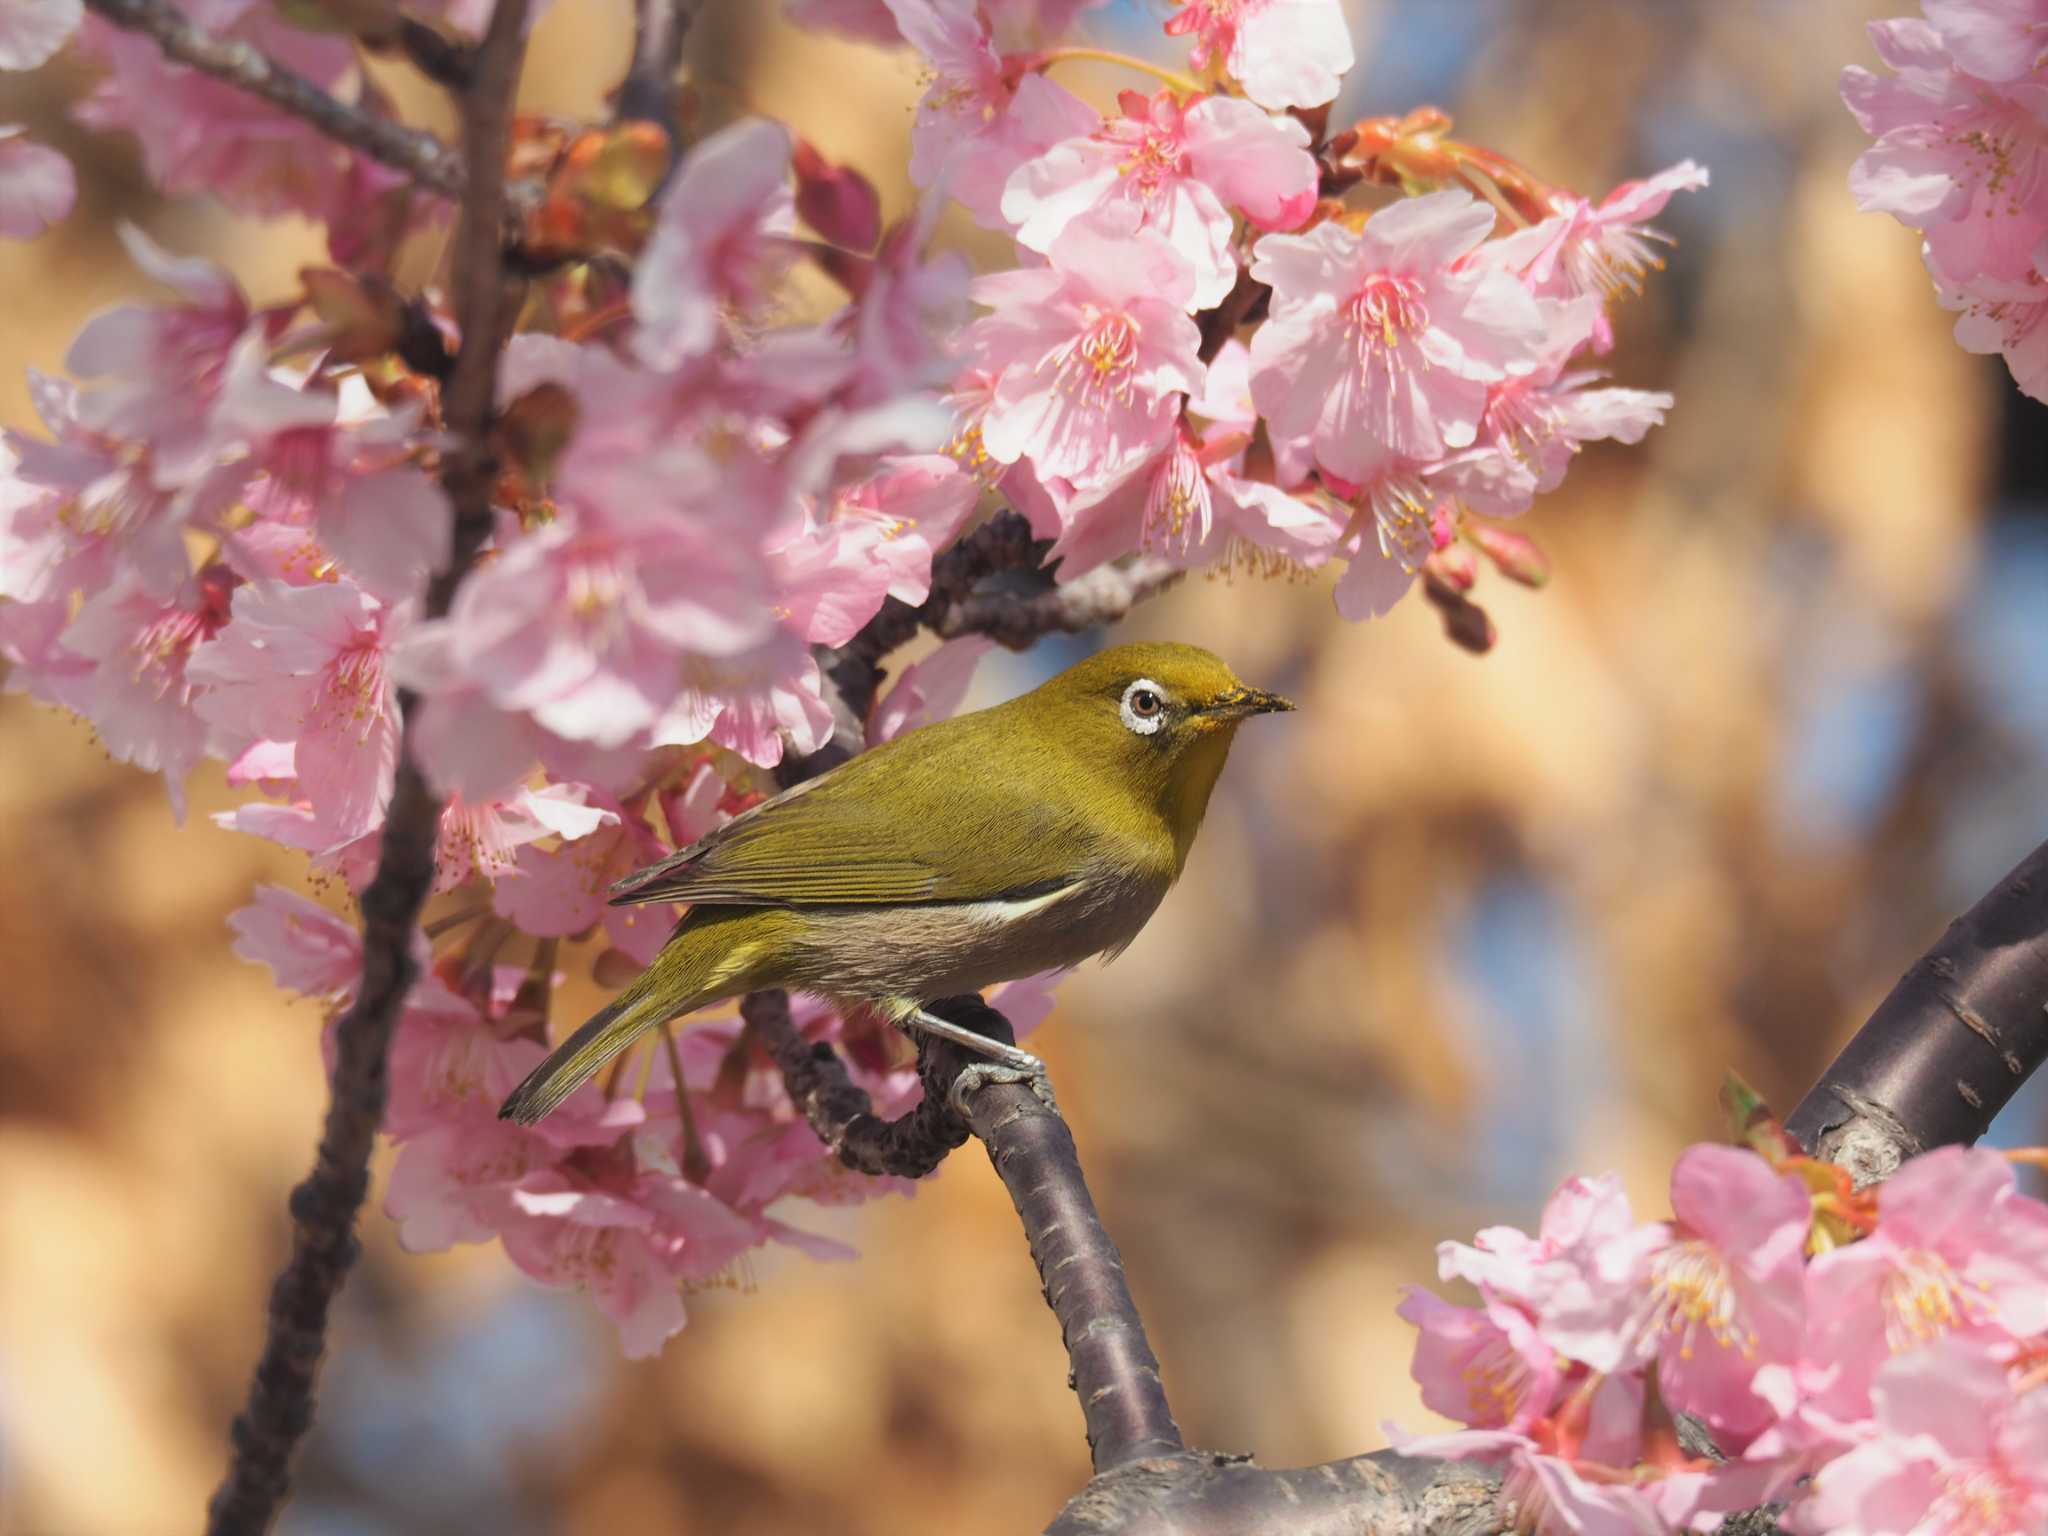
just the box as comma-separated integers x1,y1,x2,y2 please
754,990,1518,1532
200,7,532,1532
1787,835,2048,1182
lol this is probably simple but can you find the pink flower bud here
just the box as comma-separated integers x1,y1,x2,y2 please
793,138,881,252
1423,543,1478,593
1469,523,1553,588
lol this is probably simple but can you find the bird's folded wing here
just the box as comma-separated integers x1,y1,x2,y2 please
607,749,1083,908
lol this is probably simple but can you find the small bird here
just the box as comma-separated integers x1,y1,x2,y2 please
498,641,1293,1125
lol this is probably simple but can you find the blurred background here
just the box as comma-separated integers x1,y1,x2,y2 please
5,0,2048,1531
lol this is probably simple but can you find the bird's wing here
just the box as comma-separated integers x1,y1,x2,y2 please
607,723,1091,908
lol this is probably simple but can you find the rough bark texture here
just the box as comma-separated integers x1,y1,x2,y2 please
201,5,533,1530
742,989,972,1179
1787,836,2048,1181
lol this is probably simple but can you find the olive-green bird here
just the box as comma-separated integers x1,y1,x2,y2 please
498,641,1293,1125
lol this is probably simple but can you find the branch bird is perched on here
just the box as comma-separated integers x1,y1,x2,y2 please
499,642,1293,1125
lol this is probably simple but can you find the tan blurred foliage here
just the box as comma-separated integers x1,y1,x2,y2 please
0,1,2015,1533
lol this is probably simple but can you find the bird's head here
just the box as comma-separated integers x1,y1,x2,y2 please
1023,642,1293,866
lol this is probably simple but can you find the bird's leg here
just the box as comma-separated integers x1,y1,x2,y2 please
902,1006,1060,1118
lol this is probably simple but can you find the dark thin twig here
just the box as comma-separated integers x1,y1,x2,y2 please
743,990,972,1178
1787,835,2048,1182
790,513,1181,786
615,0,701,154
80,0,469,200
200,5,531,1532
1196,266,1268,365
391,17,476,89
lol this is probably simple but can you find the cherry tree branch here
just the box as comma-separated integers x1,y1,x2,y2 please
201,6,531,1531
615,0,701,153
750,987,1521,1530
933,555,1184,648
787,514,1185,789
1787,835,2048,1182
80,0,471,201
743,990,971,1178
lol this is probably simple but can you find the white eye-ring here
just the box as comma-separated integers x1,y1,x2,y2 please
1120,678,1167,735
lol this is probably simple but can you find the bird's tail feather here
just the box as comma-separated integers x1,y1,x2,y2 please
497,911,776,1126
498,981,679,1126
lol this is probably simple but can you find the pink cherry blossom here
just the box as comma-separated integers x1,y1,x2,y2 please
1163,0,1354,112
434,783,615,889
205,334,451,602
767,518,899,648
1803,1144,2048,1415
1047,420,1342,580
1944,256,2048,402
0,128,73,238
1924,0,2048,83
0,0,79,69
443,515,778,750
1485,163,1708,351
966,214,1205,487
1248,191,1547,486
226,884,367,1002
1003,89,1317,309
887,0,1096,228
840,196,974,406
1843,18,2048,285
1397,1287,1560,1434
1628,1144,1810,1449
385,1122,555,1252
62,223,257,490
774,455,978,645
649,631,835,769
1439,1171,1664,1376
385,971,548,1138
189,576,404,843
493,767,712,965
1047,338,1342,579
1436,299,1674,520
55,565,236,820
1794,1339,2048,1536
73,11,376,225
499,1182,689,1357
632,117,797,370
1317,464,1455,621
4,371,194,600
870,635,993,741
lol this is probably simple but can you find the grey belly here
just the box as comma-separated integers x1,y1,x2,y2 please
779,869,1170,1005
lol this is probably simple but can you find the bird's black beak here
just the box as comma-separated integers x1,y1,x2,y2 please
1204,686,1295,720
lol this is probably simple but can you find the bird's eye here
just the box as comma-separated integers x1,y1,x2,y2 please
1120,678,1167,735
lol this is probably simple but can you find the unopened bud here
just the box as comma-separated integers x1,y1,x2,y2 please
1468,523,1552,589
1423,572,1495,655
1422,543,1479,593
793,139,882,253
